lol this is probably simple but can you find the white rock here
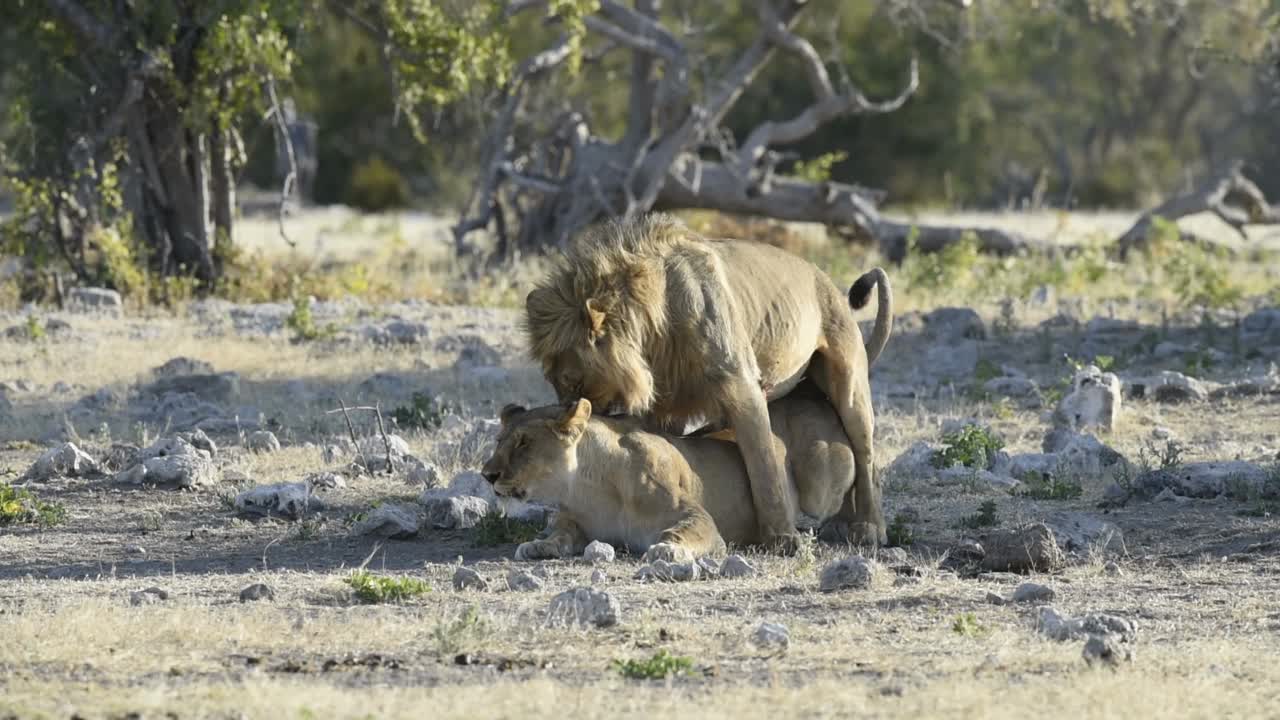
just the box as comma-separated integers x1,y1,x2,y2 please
634,559,701,583
582,540,616,564
1083,633,1133,667
720,554,757,579
642,542,695,564
123,452,217,488
818,556,879,592
353,503,421,539
1054,365,1121,431
922,307,987,341
68,287,123,314
305,471,346,490
883,441,941,482
453,566,489,591
246,431,281,453
751,622,790,651
507,568,545,592
1125,371,1208,403
421,493,490,529
22,442,99,480
239,583,275,602
1139,460,1271,500
407,462,443,488
129,586,169,606
547,587,620,628
1037,607,1136,642
1011,582,1056,603
589,568,608,585
448,470,499,505
234,482,316,519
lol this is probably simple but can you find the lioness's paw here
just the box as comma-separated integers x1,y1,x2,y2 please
762,532,802,557
515,540,560,561
643,542,693,564
819,520,885,548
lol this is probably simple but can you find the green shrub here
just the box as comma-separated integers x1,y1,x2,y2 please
472,513,543,547
886,512,914,547
952,612,987,637
1016,475,1084,500
285,293,336,341
0,483,67,527
958,500,999,530
932,425,1004,470
345,570,431,603
612,650,695,680
345,156,410,212
391,392,457,431
432,605,490,657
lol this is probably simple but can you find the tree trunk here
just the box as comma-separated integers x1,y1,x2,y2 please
209,118,236,277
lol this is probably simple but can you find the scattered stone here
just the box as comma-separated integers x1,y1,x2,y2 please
22,442,99,481
153,357,214,378
589,568,608,585
355,434,414,473
980,523,1065,573
582,540,616,564
1125,371,1208,403
938,467,1020,491
74,387,122,413
1054,365,1121,431
453,566,489,591
239,583,275,602
422,494,491,530
985,591,1006,606
922,307,987,341
1104,561,1123,577
446,470,499,505
407,462,443,488
442,335,502,370
179,428,218,458
720,554,757,579
547,587,620,628
117,437,216,488
818,556,879,592
1083,633,1133,667
642,542,695,564
1153,487,1190,503
358,319,431,345
130,586,169,606
507,569,545,592
1040,430,1128,478
68,287,123,314
1037,607,1137,642
635,560,701,583
1011,582,1056,603
353,503,421,539
1138,460,1273,500
883,440,942,482
246,431,281,454
124,544,146,556
234,482,317,520
321,444,345,464
984,375,1040,400
751,622,790,651
145,372,241,404
922,339,980,382
1152,426,1174,440
1241,307,1280,340
304,471,346,490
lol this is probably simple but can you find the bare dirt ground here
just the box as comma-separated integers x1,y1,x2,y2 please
2,211,1280,719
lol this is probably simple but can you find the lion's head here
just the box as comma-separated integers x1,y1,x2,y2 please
481,399,593,500
524,214,689,414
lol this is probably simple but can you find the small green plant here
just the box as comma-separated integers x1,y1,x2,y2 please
1016,474,1084,500
791,150,848,183
612,650,695,680
973,358,1002,383
345,570,431,603
345,156,410,212
1139,438,1184,472
951,612,987,637
932,425,1004,470
24,315,45,341
285,293,336,341
472,512,543,547
391,392,457,431
1093,354,1116,372
886,512,914,547
0,483,67,527
958,500,999,530
432,605,490,657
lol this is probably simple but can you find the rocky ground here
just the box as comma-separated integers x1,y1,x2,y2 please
1,286,1279,719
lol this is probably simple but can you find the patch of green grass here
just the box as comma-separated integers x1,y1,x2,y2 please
391,392,457,431
932,424,1004,470
1139,438,1185,472
285,293,336,342
958,500,1000,530
344,570,431,603
432,605,490,657
612,650,695,680
25,315,45,341
1236,502,1279,518
886,512,915,547
951,612,987,637
0,483,67,527
1016,475,1084,500
472,512,543,547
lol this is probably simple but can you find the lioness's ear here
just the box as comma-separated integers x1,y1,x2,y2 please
500,404,526,426
556,398,592,437
584,298,607,340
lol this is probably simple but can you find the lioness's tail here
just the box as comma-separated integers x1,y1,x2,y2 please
848,267,893,366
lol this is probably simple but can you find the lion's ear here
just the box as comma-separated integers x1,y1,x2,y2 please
500,404,526,426
584,297,608,340
556,398,592,437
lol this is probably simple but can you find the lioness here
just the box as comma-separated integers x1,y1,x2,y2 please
481,380,857,561
525,213,892,548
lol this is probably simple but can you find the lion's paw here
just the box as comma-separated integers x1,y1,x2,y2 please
515,540,560,561
761,531,803,557
818,519,886,548
643,542,694,564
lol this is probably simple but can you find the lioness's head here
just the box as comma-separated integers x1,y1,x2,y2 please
480,399,593,500
525,285,657,416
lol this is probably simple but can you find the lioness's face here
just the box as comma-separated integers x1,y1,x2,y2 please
544,338,655,416
481,400,592,500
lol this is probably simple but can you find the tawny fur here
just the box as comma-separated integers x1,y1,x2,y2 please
480,384,856,560
524,213,894,547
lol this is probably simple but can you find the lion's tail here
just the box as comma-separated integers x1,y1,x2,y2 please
848,267,893,366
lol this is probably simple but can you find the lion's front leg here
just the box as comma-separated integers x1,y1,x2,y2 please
643,503,727,563
724,375,799,554
514,513,588,561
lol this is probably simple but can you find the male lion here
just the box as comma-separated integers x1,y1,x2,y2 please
525,213,893,548
481,380,858,561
